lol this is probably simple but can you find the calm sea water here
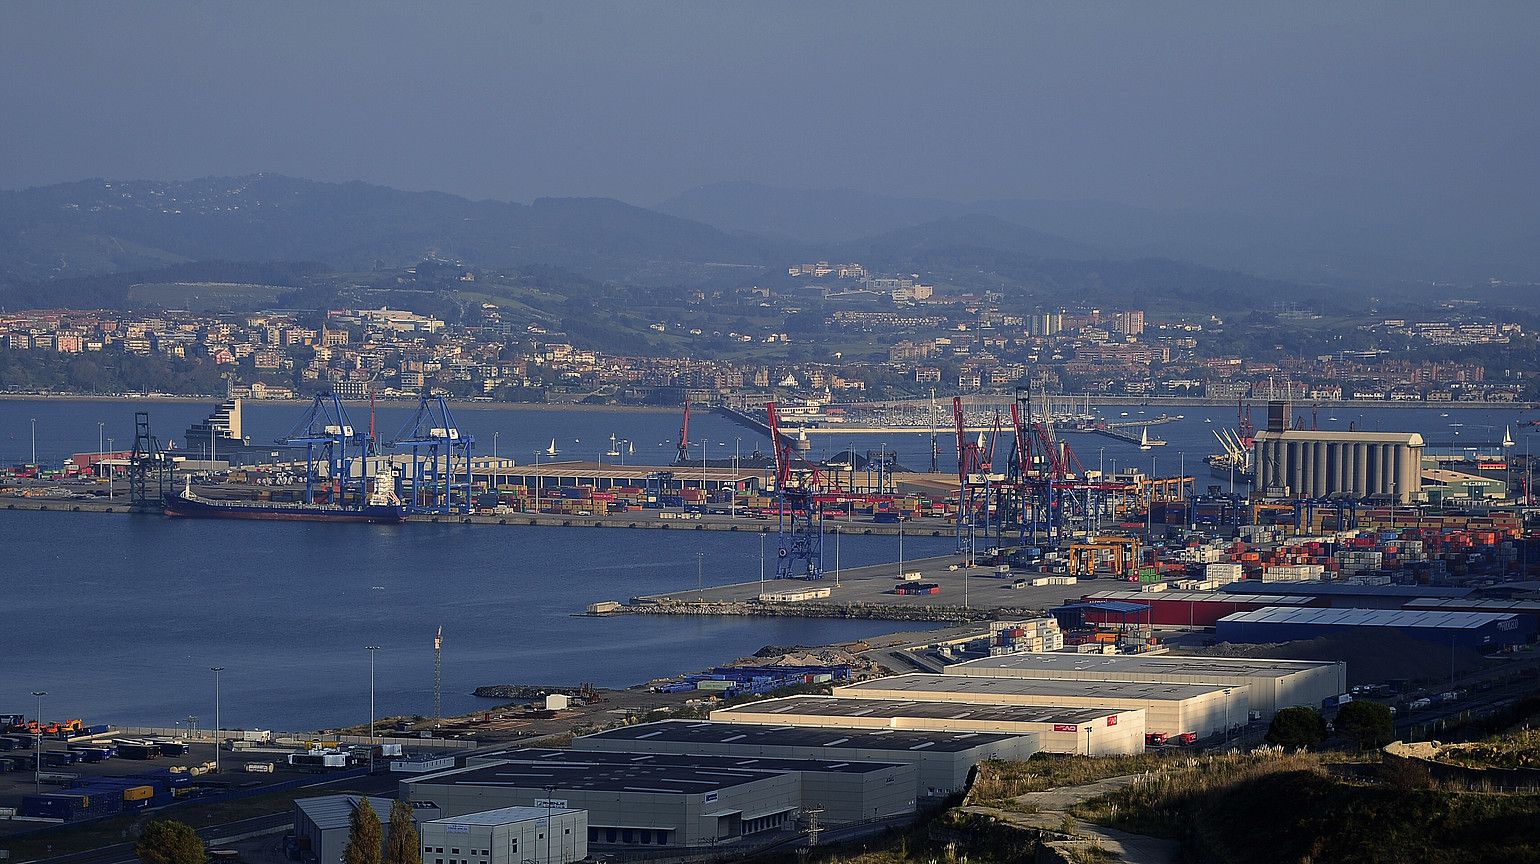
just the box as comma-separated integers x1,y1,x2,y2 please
1,397,1535,730
1,509,952,730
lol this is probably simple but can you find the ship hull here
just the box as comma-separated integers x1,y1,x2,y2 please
162,491,405,524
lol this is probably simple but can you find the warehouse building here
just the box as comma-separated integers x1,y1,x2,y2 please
400,749,914,849
837,674,1244,738
572,720,1036,798
711,695,1146,755
1078,590,1318,628
947,653,1345,717
1216,607,1537,650
1221,581,1472,610
420,806,586,864
293,796,402,864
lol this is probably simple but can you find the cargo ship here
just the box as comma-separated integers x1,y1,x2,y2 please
163,470,406,523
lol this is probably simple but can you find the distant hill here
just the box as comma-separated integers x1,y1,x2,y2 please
657,181,1540,285
0,173,1335,314
0,174,777,285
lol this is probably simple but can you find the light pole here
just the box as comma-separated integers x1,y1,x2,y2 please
107,438,115,500
732,437,740,519
98,422,104,477
30,417,37,466
897,512,904,577
365,647,379,773
542,784,557,864
32,690,45,791
533,451,542,513
1223,688,1231,748
834,524,841,588
209,667,222,773
492,432,500,488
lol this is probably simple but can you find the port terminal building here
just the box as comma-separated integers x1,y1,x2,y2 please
569,720,1036,799
946,653,1346,717
401,748,916,850
709,695,1146,755
836,674,1246,738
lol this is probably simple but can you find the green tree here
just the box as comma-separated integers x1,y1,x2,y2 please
1266,706,1328,749
135,819,205,864
385,800,422,864
343,798,383,864
1335,700,1395,751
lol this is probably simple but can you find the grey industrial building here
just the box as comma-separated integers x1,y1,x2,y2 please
711,696,1147,755
947,653,1346,717
420,806,586,864
572,720,1037,798
400,749,915,850
1253,429,1424,502
293,796,409,864
1216,607,1537,650
837,674,1246,738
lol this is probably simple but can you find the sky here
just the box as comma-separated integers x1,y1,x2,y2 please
1,1,1537,233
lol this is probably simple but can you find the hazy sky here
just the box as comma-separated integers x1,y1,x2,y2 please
2,1,1536,229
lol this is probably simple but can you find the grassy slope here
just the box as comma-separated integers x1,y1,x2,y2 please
1074,751,1540,864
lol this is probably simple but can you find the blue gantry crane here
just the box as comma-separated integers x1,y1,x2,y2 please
275,391,374,506
388,394,476,514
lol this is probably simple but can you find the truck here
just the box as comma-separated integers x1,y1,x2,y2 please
1175,732,1198,745
1144,732,1168,746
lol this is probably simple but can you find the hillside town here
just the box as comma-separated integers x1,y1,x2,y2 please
0,260,1532,405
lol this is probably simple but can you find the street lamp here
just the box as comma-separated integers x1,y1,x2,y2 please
759,533,765,590
1223,688,1232,748
492,432,500,488
107,439,114,500
32,691,45,791
30,417,37,466
834,524,841,588
542,784,558,864
209,668,222,773
697,552,705,602
365,647,380,772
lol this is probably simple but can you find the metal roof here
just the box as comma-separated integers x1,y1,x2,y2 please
1216,607,1520,629
1253,430,1423,445
1052,600,1151,614
949,653,1342,678
1083,590,1314,605
1221,582,1473,598
295,795,396,831
429,806,581,826
575,719,1025,752
840,674,1228,700
407,749,898,795
714,695,1121,726
1403,598,1540,613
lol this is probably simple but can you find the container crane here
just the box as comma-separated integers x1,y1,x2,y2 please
388,393,476,514
275,391,374,507
766,401,823,579
677,401,691,465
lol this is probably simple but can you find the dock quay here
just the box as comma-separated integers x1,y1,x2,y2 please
607,553,1090,621
0,494,962,536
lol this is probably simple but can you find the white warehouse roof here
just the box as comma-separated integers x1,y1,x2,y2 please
1217,607,1520,629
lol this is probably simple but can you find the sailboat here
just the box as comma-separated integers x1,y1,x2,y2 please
1503,426,1515,449
1139,427,1166,450
545,438,560,457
